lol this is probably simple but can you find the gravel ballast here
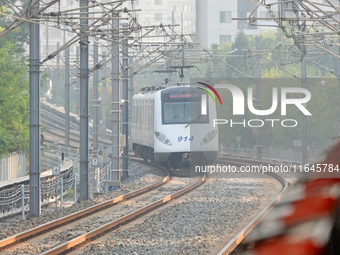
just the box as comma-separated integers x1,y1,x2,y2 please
82,175,275,255
0,161,165,241
8,177,198,254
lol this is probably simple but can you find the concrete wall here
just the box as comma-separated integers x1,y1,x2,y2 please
0,152,27,181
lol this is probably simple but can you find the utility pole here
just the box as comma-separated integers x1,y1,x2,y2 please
180,12,184,83
45,25,48,55
301,57,308,165
212,43,218,79
64,30,70,157
79,0,89,201
255,35,262,159
128,56,134,149
56,42,60,106
29,0,40,218
167,11,174,83
93,41,99,155
76,46,80,115
101,51,107,139
122,23,129,179
172,10,175,36
111,17,120,182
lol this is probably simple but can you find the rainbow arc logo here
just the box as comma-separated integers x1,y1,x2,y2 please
197,82,222,106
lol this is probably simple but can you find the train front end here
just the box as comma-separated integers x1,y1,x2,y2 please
153,86,218,170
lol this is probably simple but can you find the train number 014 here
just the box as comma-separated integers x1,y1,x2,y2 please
178,136,194,142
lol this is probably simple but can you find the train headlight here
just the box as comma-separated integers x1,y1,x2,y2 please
201,130,217,145
155,132,172,146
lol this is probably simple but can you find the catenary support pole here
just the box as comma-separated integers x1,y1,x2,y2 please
212,43,218,79
101,77,108,138
180,12,184,83
56,42,60,106
128,56,134,150
255,35,262,159
301,57,308,165
122,23,129,179
101,51,107,139
29,0,41,218
93,41,99,155
65,31,70,156
172,10,175,36
76,46,80,115
45,25,49,55
111,17,120,181
79,0,89,201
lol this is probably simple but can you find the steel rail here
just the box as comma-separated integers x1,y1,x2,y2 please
41,174,206,255
215,158,289,255
41,104,286,254
0,169,170,250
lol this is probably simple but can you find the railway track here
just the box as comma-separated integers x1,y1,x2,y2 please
0,159,284,254
70,159,286,255
40,109,290,254
214,158,289,255
0,163,206,254
0,157,288,254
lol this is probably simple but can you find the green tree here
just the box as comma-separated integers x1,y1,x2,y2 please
0,4,31,155
0,38,29,155
232,28,250,51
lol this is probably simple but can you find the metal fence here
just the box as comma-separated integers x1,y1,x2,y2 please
0,152,27,181
0,167,74,219
0,145,117,219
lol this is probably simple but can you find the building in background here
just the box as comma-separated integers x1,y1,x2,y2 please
196,0,275,48
39,0,275,57
134,0,196,35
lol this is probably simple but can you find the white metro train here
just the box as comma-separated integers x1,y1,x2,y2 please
131,84,218,169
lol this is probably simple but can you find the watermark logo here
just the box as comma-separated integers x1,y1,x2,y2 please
197,82,222,115
215,84,311,116
197,83,312,128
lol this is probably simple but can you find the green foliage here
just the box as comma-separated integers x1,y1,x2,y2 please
41,73,50,89
0,41,29,155
66,186,74,196
0,25,28,55
218,41,232,55
232,28,250,51
209,28,339,150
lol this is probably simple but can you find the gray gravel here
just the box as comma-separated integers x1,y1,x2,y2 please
82,176,274,255
0,162,165,241
9,177,199,254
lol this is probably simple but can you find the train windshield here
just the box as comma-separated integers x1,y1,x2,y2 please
161,89,209,125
